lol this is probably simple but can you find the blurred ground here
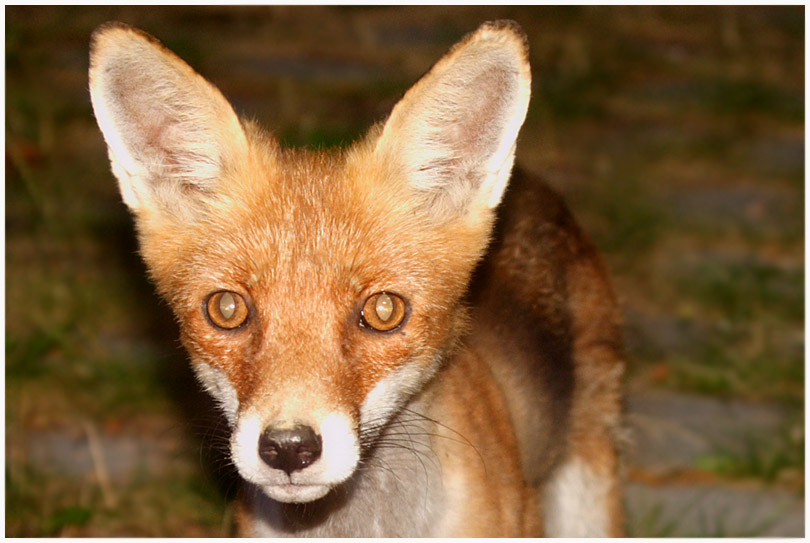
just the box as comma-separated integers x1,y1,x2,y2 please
5,5,804,537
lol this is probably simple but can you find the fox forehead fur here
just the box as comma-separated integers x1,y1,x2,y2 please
167,141,486,414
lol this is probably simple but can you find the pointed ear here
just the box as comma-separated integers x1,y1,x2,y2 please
89,22,248,216
373,20,531,219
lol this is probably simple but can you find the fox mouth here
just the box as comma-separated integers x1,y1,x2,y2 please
261,482,332,504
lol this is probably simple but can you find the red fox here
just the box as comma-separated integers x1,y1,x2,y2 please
89,19,625,537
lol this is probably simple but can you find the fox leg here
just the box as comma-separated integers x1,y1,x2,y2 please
542,347,625,537
543,255,625,537
542,436,623,537
545,330,624,536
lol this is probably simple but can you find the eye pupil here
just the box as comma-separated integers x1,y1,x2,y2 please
206,291,249,330
219,292,236,320
361,292,406,332
375,293,394,322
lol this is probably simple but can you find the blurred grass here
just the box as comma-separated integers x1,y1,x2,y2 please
697,420,804,488
7,461,233,536
5,5,804,537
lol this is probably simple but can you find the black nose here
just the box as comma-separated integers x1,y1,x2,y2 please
258,425,322,475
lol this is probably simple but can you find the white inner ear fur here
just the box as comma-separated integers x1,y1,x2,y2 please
89,24,246,213
374,24,531,218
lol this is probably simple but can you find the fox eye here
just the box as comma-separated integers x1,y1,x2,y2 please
361,292,407,332
206,291,249,330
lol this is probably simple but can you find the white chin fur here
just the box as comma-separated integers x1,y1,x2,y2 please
231,410,360,504
261,483,331,503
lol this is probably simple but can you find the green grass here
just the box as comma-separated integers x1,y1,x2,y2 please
625,489,789,538
648,255,804,403
645,318,803,404
625,501,683,538
6,462,233,537
539,64,614,120
693,507,782,538
576,171,668,263
680,259,803,323
280,125,367,150
697,426,804,486
699,76,804,123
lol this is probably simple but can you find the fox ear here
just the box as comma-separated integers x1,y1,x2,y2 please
373,20,531,219
89,22,248,215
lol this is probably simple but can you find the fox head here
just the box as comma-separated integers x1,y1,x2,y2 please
89,20,531,503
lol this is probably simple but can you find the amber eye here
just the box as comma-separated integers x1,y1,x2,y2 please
206,291,249,330
361,292,407,332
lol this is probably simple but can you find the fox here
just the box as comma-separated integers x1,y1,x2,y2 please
89,19,625,537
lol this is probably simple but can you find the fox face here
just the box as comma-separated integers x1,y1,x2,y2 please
162,147,486,503
89,21,531,505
